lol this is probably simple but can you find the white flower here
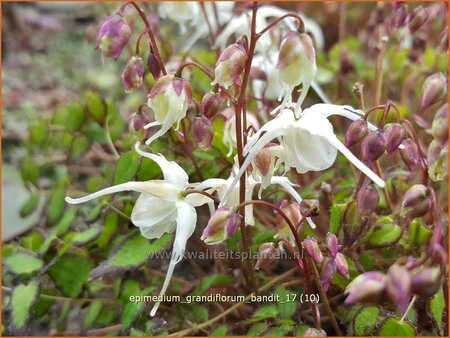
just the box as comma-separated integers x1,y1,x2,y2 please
220,104,385,210
145,75,192,145
158,2,200,33
65,143,211,317
252,50,281,101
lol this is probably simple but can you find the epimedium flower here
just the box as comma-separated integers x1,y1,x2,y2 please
144,75,193,145
211,41,247,89
96,13,131,62
201,207,242,245
221,104,386,210
65,142,213,317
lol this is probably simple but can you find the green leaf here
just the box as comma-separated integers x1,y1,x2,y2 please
83,301,102,330
329,204,343,234
211,325,228,336
48,185,66,224
32,288,55,318
85,91,107,124
39,207,77,254
267,323,293,336
71,227,102,246
113,151,140,185
121,282,155,331
246,304,278,324
247,322,269,336
4,252,44,276
48,254,91,297
21,158,40,186
190,304,209,323
137,157,162,181
427,289,445,329
378,317,416,336
367,222,402,248
66,103,85,132
353,306,380,335
409,218,432,247
276,286,297,319
193,274,235,295
72,135,90,158
19,192,40,218
30,121,48,145
90,233,173,279
342,201,362,245
10,280,39,333
21,232,44,252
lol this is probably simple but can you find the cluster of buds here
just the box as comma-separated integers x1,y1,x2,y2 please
201,207,241,245
255,242,282,270
122,56,144,93
96,13,131,61
320,233,349,291
401,184,430,219
211,40,247,89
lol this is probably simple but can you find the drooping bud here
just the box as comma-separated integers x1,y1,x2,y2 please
129,111,151,132
420,73,447,110
302,237,323,263
401,184,430,218
192,116,215,151
357,184,380,217
211,42,247,89
428,140,448,182
201,92,222,118
276,200,302,242
407,6,429,33
431,104,448,142
411,266,442,298
255,242,280,270
96,13,131,61
335,252,349,279
400,139,420,170
201,207,242,245
321,257,336,292
344,272,386,305
326,233,339,259
122,56,144,93
384,123,406,154
345,119,369,147
299,199,320,217
147,52,161,79
252,143,281,191
386,264,411,313
362,131,386,162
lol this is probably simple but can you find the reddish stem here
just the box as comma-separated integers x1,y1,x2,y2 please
257,13,305,38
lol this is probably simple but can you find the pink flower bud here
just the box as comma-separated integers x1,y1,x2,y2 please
345,272,386,305
147,52,161,79
362,131,386,162
400,139,420,171
302,237,323,263
386,264,411,313
431,104,448,142
201,207,242,245
299,199,320,217
255,242,280,270
276,201,301,241
326,233,339,259
411,266,442,298
335,252,349,279
357,184,380,217
129,111,151,132
122,56,144,93
192,116,214,151
96,13,131,61
345,119,369,147
420,73,447,110
408,6,429,33
321,257,336,292
401,184,430,218
384,123,406,154
212,42,247,89
201,92,222,118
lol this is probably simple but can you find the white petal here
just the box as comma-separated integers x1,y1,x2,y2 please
184,192,212,207
309,104,378,131
189,178,226,191
150,201,197,316
135,142,189,189
144,121,162,129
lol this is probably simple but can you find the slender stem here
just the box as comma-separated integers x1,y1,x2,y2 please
199,2,216,45
105,115,119,160
429,187,443,245
400,295,417,322
121,1,167,75
256,13,305,38
135,28,148,55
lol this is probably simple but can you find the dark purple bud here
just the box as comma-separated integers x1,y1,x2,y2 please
335,252,349,279
400,139,420,170
339,49,355,75
345,272,386,305
299,199,320,217
129,111,150,132
255,242,280,270
147,52,161,79
384,123,406,154
192,116,215,151
357,184,380,217
420,73,447,110
362,131,386,162
401,184,430,218
345,119,369,147
321,257,336,292
386,264,411,313
302,237,323,263
201,207,242,245
389,4,408,32
326,232,339,259
411,266,441,298
122,56,144,93
96,13,131,61
201,92,222,118
431,104,448,142
408,6,428,33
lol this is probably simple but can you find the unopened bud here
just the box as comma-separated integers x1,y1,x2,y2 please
335,252,349,279
420,73,447,110
276,201,301,241
303,328,327,337
357,184,380,217
431,104,448,142
400,139,420,170
408,6,428,33
192,116,214,151
201,207,242,245
428,140,448,182
122,56,144,93
362,131,386,162
302,237,323,263
255,242,279,270
401,184,430,218
212,42,247,89
389,4,408,32
326,233,339,259
129,111,150,132
386,264,411,313
384,123,406,154
321,257,336,292
147,52,161,79
345,119,369,147
411,266,441,298
201,92,222,118
299,199,320,217
96,13,131,61
345,272,386,305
